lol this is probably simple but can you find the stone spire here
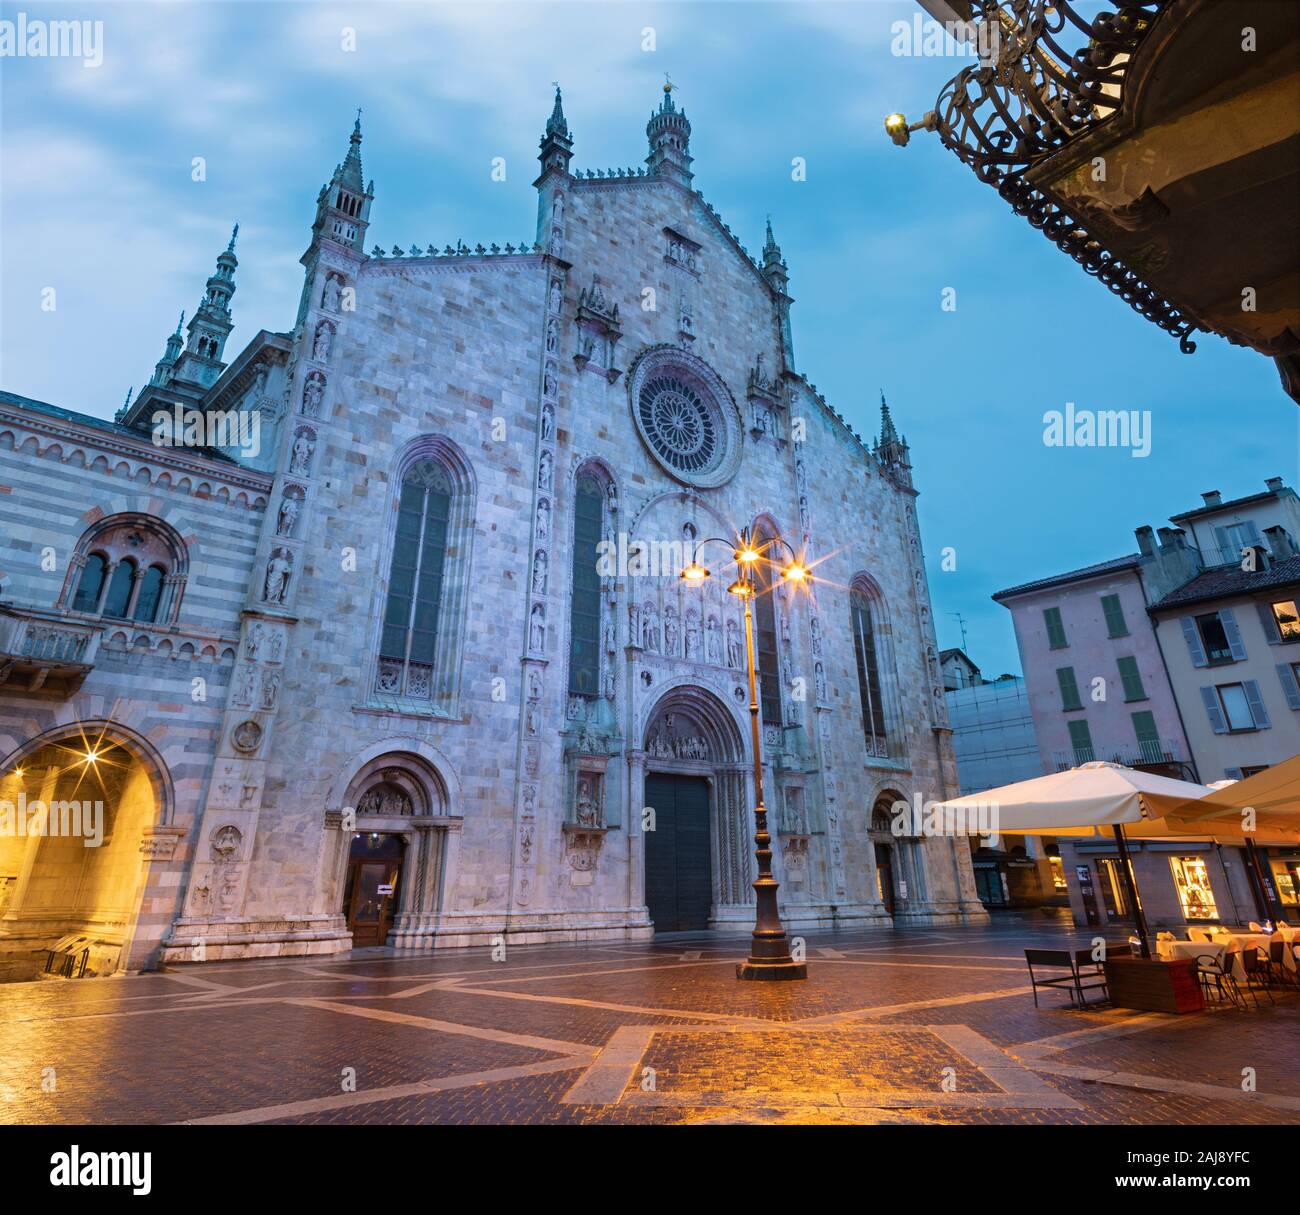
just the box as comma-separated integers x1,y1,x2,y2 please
339,111,366,193
761,215,788,294
875,390,912,481
537,85,573,180
169,227,239,388
312,111,374,253
762,216,795,372
645,79,693,185
149,310,185,387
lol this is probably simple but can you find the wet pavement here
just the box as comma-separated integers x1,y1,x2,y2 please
1,916,1297,1125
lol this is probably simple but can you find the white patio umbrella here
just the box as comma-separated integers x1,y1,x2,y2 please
931,762,1223,958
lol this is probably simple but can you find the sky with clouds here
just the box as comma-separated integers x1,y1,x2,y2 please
2,0,1295,675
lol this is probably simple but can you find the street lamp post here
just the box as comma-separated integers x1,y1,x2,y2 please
681,526,808,981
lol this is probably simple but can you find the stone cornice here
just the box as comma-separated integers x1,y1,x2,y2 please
361,253,548,278
0,400,274,495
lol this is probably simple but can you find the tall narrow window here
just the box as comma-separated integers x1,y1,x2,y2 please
851,590,888,754
1101,593,1127,637
380,461,450,697
1067,718,1094,765
72,553,107,613
568,475,603,697
1131,710,1161,763
1117,655,1146,702
133,566,165,623
102,559,136,619
753,546,782,728
1055,666,1083,711
1044,606,1068,649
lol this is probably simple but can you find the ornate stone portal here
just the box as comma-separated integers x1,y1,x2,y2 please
635,689,755,915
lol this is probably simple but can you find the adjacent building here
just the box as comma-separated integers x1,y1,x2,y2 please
994,478,1300,933
944,665,1059,909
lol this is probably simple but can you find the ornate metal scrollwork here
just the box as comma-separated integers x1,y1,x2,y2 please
926,0,1195,351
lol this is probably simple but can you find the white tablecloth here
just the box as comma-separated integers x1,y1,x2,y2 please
1156,932,1297,979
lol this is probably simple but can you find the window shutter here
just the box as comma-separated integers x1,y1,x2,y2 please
1242,679,1271,729
1056,666,1082,710
1218,607,1248,661
1279,665,1300,712
1101,594,1127,637
1044,607,1067,649
1200,685,1228,734
1117,656,1145,701
1214,525,1231,563
1277,663,1300,710
1257,600,1282,645
1180,616,1208,667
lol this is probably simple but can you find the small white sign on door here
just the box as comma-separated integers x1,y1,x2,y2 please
377,884,394,895
898,880,908,897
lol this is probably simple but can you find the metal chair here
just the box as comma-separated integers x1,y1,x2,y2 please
1196,952,1246,1010
1239,948,1274,1005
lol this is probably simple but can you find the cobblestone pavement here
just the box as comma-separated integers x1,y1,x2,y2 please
1,917,1297,1125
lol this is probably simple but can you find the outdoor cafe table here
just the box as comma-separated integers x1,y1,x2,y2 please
1155,932,1294,980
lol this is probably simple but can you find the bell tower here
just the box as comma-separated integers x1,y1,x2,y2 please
645,80,693,185
311,112,373,254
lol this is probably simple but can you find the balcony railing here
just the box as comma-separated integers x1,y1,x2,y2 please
1053,737,1186,772
916,1,1195,352
0,605,101,692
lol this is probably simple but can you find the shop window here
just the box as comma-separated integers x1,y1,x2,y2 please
1170,856,1218,921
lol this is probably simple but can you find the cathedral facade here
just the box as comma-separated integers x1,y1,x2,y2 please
0,88,985,977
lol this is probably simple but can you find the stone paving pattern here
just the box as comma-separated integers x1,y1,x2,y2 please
1,918,1297,1125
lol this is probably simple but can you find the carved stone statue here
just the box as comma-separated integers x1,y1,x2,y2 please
532,550,548,595
263,548,292,604
536,499,550,541
684,610,701,662
302,372,325,417
323,274,342,311
663,605,679,655
529,602,545,652
539,450,553,491
276,491,301,537
642,602,660,652
541,403,554,440
575,777,599,827
726,619,741,668
290,429,315,476
312,321,333,362
706,615,722,665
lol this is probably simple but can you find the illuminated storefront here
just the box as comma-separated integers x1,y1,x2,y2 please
1169,856,1219,921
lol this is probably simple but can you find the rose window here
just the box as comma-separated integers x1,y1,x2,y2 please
639,376,721,476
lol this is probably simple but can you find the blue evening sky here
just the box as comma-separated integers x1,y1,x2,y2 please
2,0,1295,675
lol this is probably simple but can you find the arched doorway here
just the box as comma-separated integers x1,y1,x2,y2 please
331,753,457,950
343,832,406,947
0,724,169,980
870,798,902,918
638,685,749,933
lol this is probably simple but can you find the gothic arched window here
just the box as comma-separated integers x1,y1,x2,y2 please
380,461,451,690
753,532,783,728
850,576,900,760
71,553,107,613
568,474,604,697
375,439,475,711
63,515,187,624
